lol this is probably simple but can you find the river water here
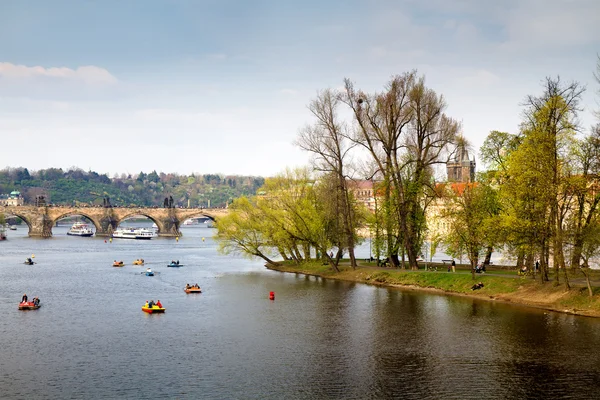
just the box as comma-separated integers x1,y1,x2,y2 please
1,223,600,399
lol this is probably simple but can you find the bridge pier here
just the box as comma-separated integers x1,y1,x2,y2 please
28,210,54,238
94,211,119,237
156,210,182,237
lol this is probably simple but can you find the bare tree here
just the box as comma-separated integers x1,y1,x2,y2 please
342,72,459,269
296,89,359,268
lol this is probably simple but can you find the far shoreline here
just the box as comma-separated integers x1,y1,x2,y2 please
265,262,600,319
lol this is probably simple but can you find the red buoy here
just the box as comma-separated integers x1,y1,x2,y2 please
269,291,275,300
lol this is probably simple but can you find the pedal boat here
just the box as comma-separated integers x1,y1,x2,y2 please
112,261,125,267
19,301,41,310
167,262,183,267
142,305,165,314
133,260,144,265
184,287,202,293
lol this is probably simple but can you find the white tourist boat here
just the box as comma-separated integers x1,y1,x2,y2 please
182,218,199,226
67,223,94,237
112,227,154,240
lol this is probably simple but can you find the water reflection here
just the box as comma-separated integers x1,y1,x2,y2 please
2,226,600,398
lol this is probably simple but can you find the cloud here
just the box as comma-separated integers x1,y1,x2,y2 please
0,62,121,101
0,62,117,84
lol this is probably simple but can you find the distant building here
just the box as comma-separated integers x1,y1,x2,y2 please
0,191,24,206
348,180,377,212
447,146,476,183
427,147,478,240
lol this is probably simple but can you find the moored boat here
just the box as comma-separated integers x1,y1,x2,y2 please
112,227,154,240
67,223,94,237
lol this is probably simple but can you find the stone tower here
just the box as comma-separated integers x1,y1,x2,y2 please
446,145,476,183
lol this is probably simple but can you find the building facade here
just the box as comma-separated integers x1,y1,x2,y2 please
0,191,24,206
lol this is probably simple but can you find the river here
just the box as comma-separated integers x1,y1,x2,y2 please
1,223,600,399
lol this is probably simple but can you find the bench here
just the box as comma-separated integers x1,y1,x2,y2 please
442,259,454,264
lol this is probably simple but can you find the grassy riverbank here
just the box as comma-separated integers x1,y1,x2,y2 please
266,261,600,318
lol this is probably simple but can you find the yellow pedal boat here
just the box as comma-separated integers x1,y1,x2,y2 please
142,305,165,314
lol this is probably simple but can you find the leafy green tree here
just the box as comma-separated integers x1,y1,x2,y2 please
215,196,282,266
503,78,583,286
443,181,501,279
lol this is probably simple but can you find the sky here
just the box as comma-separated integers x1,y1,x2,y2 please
1,0,599,178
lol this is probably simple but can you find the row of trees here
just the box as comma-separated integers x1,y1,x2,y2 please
217,168,368,271
0,167,264,208
217,59,600,290
442,59,600,289
218,70,461,270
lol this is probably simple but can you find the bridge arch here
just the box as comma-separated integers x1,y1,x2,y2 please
53,212,102,234
2,211,32,231
117,213,161,230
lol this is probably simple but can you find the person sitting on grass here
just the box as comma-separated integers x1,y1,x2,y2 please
471,282,484,291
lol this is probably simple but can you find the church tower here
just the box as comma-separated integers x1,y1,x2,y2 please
446,145,476,183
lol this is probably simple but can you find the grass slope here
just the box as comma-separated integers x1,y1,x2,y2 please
267,261,600,318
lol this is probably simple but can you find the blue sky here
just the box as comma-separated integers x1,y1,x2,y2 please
1,0,599,177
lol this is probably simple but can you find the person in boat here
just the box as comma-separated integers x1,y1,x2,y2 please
33,297,39,306
176,260,179,265
148,300,155,308
186,283,191,289
144,300,149,308
156,300,162,308
21,293,28,303
194,283,199,289
26,257,32,264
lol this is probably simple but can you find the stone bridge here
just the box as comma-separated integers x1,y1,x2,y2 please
1,205,229,238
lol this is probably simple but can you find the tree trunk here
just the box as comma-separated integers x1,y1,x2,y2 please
259,254,282,267
516,251,525,269
302,243,311,261
401,246,406,270
581,267,593,297
483,246,493,266
571,234,584,270
278,247,291,261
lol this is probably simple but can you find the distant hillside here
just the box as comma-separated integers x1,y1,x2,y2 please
0,167,264,208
